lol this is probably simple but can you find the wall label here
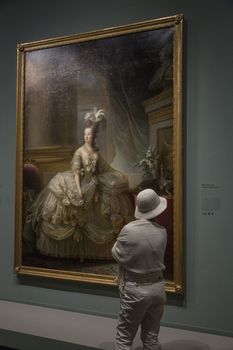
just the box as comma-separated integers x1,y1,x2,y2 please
201,184,220,216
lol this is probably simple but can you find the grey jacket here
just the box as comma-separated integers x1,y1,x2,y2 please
112,219,167,275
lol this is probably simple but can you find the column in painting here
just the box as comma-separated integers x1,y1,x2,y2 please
143,88,174,279
143,88,173,190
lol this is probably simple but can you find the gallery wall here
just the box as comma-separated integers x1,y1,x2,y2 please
0,0,233,337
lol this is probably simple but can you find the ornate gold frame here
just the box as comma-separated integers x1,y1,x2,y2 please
15,14,184,293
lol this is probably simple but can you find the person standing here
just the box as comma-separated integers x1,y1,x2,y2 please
112,188,167,350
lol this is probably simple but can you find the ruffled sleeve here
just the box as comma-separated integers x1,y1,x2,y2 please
71,149,83,174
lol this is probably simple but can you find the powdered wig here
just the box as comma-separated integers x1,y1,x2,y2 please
84,109,105,147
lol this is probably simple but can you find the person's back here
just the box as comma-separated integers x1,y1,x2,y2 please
112,218,167,275
112,189,167,350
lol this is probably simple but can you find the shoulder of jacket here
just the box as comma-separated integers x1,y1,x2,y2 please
122,219,147,231
153,222,167,231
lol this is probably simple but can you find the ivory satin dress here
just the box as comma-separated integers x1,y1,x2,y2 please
25,145,133,259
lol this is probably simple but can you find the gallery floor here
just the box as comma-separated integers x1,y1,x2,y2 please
0,301,232,350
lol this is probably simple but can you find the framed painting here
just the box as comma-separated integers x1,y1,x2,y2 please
15,14,184,293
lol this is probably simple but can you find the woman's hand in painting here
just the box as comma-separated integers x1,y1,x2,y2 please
78,199,84,207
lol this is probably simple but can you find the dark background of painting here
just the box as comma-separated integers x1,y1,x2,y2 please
0,0,233,343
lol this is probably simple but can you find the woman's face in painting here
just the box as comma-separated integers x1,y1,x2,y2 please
84,127,94,145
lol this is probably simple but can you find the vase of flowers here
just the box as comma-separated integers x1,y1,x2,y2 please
138,146,158,181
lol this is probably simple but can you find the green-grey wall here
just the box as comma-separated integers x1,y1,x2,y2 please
0,0,233,337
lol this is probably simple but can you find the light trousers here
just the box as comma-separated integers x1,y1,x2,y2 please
116,279,166,350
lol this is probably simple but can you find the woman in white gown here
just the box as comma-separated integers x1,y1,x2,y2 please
25,110,134,260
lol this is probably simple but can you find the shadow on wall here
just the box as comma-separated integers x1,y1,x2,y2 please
99,340,210,350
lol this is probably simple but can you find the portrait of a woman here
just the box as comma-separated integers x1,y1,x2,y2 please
17,21,180,285
24,109,134,261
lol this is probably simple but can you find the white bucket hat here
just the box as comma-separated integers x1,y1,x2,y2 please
135,188,167,220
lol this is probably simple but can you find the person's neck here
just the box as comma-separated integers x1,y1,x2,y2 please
84,143,93,151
